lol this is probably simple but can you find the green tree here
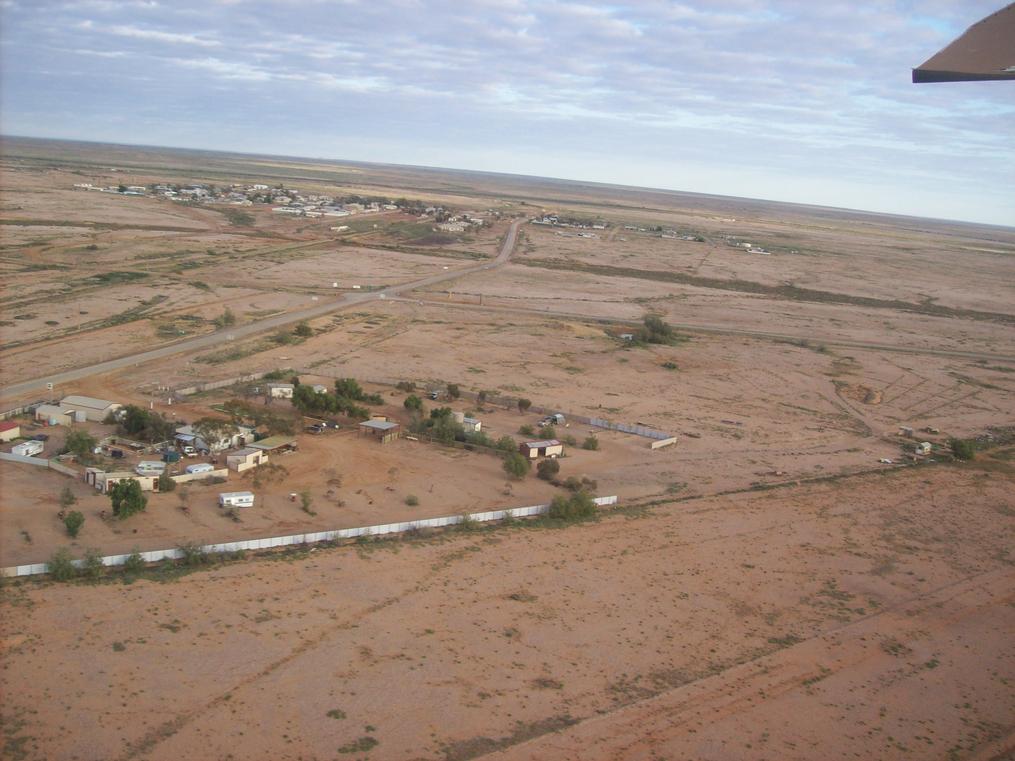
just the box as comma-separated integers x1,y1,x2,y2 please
582,435,600,451
446,383,460,400
949,438,975,461
63,510,85,538
404,394,423,413
123,549,145,574
109,479,147,519
496,436,516,452
548,491,597,522
157,471,176,492
536,459,560,481
65,429,97,458
294,321,313,337
518,398,532,413
502,451,530,480
192,416,236,449
214,308,236,328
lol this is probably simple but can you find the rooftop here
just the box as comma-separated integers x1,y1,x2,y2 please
249,435,297,450
523,439,562,448
0,421,20,432
360,419,400,431
60,394,118,410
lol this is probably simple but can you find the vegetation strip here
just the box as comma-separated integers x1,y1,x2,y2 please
518,258,1015,326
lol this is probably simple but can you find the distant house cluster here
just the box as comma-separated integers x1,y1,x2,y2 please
532,215,608,230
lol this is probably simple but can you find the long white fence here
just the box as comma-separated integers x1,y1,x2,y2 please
1,495,618,578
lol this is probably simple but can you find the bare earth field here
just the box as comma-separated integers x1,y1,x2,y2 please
1,138,1014,760
1,464,1013,761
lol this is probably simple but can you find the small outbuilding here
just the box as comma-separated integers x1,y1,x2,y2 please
266,383,295,399
34,404,77,426
519,439,564,459
0,421,20,442
916,441,932,455
59,395,122,422
452,411,481,433
358,419,401,444
249,435,298,454
12,440,44,457
226,447,269,472
85,469,161,493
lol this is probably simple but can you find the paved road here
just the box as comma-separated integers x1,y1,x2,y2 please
391,296,1015,365
0,220,525,401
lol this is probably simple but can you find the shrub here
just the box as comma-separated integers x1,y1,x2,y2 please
518,424,534,436
949,438,975,461
404,394,423,412
496,436,516,452
405,494,419,506
294,321,313,337
502,451,530,480
562,434,577,447
547,491,598,522
541,425,556,439
82,548,104,580
536,459,560,481
300,490,316,516
157,471,176,492
177,542,208,566
213,308,236,328
582,435,600,451
123,549,145,574
395,381,416,392
63,510,85,538
447,383,460,399
48,547,77,581
59,486,77,508
518,398,532,413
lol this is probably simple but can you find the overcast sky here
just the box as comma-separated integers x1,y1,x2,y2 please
1,1,1012,226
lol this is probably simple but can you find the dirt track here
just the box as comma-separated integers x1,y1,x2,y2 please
0,220,523,401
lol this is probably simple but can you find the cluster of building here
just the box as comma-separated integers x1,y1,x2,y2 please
532,215,607,230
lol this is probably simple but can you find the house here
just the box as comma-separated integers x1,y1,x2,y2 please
266,383,295,399
226,447,269,472
219,491,255,508
85,468,161,493
519,439,564,459
0,421,21,442
34,404,78,426
175,424,256,454
358,419,400,444
12,440,44,457
59,395,122,422
248,435,298,454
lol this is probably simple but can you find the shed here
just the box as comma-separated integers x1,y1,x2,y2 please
85,469,160,494
59,395,122,422
311,384,328,394
249,435,298,453
266,383,295,399
916,441,932,455
226,447,269,472
519,439,564,459
452,411,481,433
358,419,401,444
34,404,75,426
0,421,20,442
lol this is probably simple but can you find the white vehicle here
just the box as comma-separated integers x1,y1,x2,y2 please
219,491,255,508
135,460,166,475
185,463,214,475
878,458,893,464
12,440,44,457
182,445,198,457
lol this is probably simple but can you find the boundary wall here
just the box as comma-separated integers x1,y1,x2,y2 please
2,496,617,577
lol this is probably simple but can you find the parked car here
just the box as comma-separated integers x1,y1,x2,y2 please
306,425,324,434
182,445,198,457
110,449,125,459
31,434,49,442
879,458,893,464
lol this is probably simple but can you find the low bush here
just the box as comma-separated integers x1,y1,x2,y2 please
405,494,419,506
82,548,105,580
547,491,598,522
582,435,600,451
48,547,77,581
536,459,560,481
63,510,85,538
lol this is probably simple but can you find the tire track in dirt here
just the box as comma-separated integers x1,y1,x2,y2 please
485,566,1015,760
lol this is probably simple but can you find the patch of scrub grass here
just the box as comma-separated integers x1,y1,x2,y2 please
327,709,347,720
338,736,378,754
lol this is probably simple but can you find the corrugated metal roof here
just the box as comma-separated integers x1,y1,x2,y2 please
523,439,562,448
249,435,297,450
360,419,399,431
913,3,1015,82
0,421,20,431
60,395,118,409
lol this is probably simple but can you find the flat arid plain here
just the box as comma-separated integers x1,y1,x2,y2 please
1,137,1013,760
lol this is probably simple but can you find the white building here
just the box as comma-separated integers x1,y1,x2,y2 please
219,491,255,508
59,395,122,422
266,383,295,399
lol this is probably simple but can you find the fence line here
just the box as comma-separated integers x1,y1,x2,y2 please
1,496,617,578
